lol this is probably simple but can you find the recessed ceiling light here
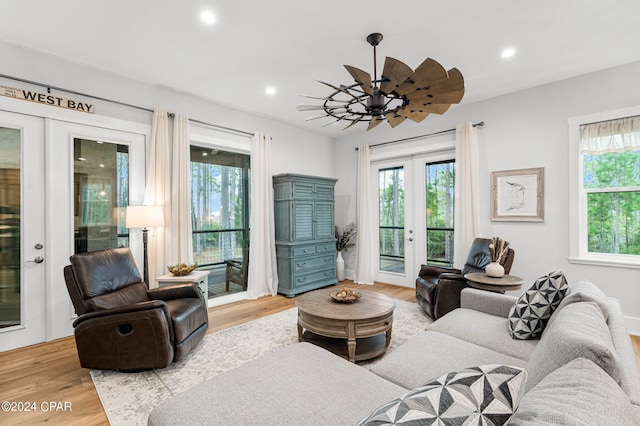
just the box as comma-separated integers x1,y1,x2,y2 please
501,47,516,59
200,11,216,25
265,86,277,96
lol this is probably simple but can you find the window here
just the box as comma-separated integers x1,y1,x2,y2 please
190,146,250,267
425,160,455,266
570,112,640,267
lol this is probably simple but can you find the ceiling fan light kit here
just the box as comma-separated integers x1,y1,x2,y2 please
299,33,465,130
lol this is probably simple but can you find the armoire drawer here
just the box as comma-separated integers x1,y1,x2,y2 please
293,254,334,272
293,268,336,287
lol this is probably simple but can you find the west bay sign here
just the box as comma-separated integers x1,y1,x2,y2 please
1,85,94,113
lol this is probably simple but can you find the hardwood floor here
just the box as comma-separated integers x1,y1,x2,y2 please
0,281,639,425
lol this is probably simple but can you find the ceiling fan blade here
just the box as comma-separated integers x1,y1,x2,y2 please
321,118,339,127
317,80,362,101
394,58,448,96
300,95,350,103
426,68,465,103
397,108,430,123
297,105,328,111
305,114,330,121
367,116,385,131
297,105,346,112
402,68,465,106
343,65,373,96
405,90,464,107
385,112,407,128
380,57,414,95
343,116,364,130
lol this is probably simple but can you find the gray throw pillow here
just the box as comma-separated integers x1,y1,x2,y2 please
508,270,569,340
511,357,637,425
358,364,527,426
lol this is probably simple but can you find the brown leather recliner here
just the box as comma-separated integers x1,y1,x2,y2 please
63,248,208,371
415,238,515,320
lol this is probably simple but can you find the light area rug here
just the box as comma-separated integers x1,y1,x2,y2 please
91,298,432,425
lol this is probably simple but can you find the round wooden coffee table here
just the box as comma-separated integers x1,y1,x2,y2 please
295,289,395,362
464,272,524,293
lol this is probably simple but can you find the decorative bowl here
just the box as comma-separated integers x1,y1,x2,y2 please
329,288,361,303
167,263,197,276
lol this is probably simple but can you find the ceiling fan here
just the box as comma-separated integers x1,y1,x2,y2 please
299,33,465,131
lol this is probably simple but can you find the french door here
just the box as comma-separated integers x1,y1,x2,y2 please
0,109,145,352
371,151,455,287
0,111,46,351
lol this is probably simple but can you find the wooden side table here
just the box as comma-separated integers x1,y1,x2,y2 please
464,273,524,293
296,289,395,362
156,270,210,300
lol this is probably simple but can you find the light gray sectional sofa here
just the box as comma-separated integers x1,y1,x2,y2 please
148,283,640,425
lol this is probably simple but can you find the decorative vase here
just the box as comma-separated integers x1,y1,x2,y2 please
485,262,505,278
336,251,345,281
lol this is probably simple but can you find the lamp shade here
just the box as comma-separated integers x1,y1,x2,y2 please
126,205,164,229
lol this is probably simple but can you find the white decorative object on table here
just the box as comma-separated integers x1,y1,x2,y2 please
485,262,505,278
486,236,510,278
336,251,345,281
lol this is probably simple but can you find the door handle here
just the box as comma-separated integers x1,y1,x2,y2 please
25,256,44,264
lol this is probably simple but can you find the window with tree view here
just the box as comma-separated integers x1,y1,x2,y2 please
190,146,250,267
426,160,455,265
581,117,640,257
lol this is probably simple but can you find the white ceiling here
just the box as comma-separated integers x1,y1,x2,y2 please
2,1,640,137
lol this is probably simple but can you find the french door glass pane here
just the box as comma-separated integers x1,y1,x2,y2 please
425,161,455,266
0,127,21,328
73,138,129,253
190,146,250,267
378,167,405,273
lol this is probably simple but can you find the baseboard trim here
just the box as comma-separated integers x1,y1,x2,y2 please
625,315,640,336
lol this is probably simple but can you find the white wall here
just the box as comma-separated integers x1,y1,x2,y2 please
0,40,335,178
333,60,640,332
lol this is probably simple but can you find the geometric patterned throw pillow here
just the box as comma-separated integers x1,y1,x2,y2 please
508,270,569,340
358,364,527,426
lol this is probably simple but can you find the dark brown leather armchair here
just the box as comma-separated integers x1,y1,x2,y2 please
63,248,208,371
415,238,515,320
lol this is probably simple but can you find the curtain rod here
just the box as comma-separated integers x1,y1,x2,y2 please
355,121,485,151
0,72,254,137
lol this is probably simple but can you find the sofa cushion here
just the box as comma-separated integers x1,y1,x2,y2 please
511,357,638,425
550,279,609,322
370,331,527,390
507,270,569,340
525,301,622,392
428,308,538,360
359,365,527,426
148,342,408,426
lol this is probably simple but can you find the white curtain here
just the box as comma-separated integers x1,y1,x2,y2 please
580,116,640,154
353,144,375,284
143,108,171,285
169,113,194,264
247,133,279,298
453,123,481,267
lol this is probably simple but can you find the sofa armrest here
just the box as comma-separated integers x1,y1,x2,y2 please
439,272,464,281
148,282,202,301
418,264,461,278
460,288,518,318
73,300,168,327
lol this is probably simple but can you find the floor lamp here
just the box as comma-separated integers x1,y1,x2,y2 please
126,205,164,287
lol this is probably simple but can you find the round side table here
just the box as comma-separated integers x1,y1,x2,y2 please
464,272,524,293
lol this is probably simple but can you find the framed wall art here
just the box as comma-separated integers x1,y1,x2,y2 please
490,167,544,222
